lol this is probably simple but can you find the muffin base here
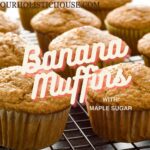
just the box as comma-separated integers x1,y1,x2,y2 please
18,8,45,32
57,65,76,79
143,55,150,67
36,31,60,53
90,9,112,30
57,58,124,79
105,21,150,56
0,107,70,150
86,101,150,142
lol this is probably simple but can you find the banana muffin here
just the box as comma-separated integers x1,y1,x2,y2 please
0,66,70,150
77,0,131,29
87,63,150,142
17,0,52,31
0,0,7,11
0,32,25,68
31,7,101,52
0,11,19,33
49,26,129,78
105,4,150,55
138,33,150,67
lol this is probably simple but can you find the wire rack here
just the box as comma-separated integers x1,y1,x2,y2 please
0,30,149,150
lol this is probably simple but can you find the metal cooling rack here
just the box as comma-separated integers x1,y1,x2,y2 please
50,102,150,150
0,31,149,150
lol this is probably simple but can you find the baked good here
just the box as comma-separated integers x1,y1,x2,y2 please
0,11,19,33
17,0,51,31
77,0,131,29
0,0,6,11
138,33,150,67
0,32,25,68
87,63,150,142
0,66,70,150
31,7,101,52
105,4,150,55
49,26,129,78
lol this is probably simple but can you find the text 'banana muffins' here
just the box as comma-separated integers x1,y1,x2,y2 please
87,63,150,142
0,11,19,33
31,7,101,52
105,3,150,55
49,26,129,78
77,0,131,29
138,33,150,67
0,32,26,68
0,66,70,150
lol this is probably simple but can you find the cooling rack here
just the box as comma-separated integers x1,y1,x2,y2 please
0,30,149,150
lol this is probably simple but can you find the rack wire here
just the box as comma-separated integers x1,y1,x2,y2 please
50,102,150,150
0,30,149,150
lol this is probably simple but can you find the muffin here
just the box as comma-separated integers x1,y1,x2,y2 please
17,0,52,31
138,33,150,67
31,7,101,52
0,11,19,33
77,0,131,29
105,4,150,55
87,63,150,142
0,32,26,68
0,0,7,11
0,66,70,150
49,26,129,79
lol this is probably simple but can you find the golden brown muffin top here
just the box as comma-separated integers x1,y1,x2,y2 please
138,33,150,58
87,63,150,110
77,0,131,9
0,32,26,68
0,11,19,33
49,26,124,51
0,66,70,114
31,7,101,33
106,4,150,30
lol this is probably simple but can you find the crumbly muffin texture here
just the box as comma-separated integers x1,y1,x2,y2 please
87,63,150,110
31,7,101,33
77,0,131,9
138,33,150,57
49,26,122,51
0,11,19,33
106,4,150,30
0,66,70,114
0,32,26,67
